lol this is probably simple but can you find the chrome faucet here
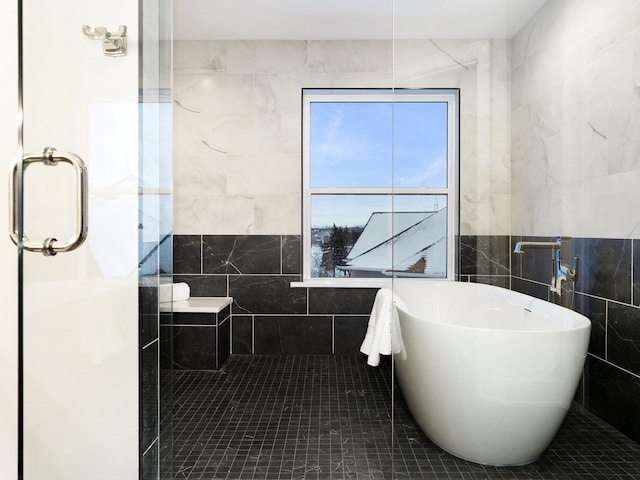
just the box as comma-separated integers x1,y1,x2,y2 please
513,238,561,253
514,236,577,296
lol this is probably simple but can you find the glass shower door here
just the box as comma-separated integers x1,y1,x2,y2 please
17,1,142,479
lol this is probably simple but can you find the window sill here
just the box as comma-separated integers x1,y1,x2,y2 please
290,279,392,289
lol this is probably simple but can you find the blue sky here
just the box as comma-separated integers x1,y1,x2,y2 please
310,101,448,227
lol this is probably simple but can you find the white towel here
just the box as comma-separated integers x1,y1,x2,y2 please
172,282,191,302
159,282,191,303
360,288,407,367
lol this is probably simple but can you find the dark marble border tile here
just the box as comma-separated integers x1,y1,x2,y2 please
254,316,332,354
585,355,640,444
572,238,631,304
218,320,231,368
174,312,219,326
634,239,640,306
232,316,253,354
573,293,607,359
230,275,307,314
467,275,510,289
141,438,159,480
459,235,510,275
608,302,640,376
514,235,557,285
203,235,281,274
173,326,217,370
220,305,231,321
139,284,159,347
282,235,302,274
141,341,159,454
160,325,172,370
173,235,201,274
308,288,377,315
510,277,550,301
334,316,369,354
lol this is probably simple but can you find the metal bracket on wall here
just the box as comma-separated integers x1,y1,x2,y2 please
82,25,127,57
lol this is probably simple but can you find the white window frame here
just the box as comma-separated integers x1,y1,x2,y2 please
295,88,459,288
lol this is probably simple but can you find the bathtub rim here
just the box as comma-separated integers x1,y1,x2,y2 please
391,279,592,335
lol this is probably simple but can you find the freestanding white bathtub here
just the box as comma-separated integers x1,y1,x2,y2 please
392,279,591,466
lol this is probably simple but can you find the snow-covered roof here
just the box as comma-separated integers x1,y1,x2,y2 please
339,208,447,276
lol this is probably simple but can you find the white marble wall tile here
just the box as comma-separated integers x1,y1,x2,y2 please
174,38,512,235
330,73,392,88
280,113,302,154
511,141,547,194
200,114,282,155
572,170,640,238
511,192,535,235
511,0,640,239
545,132,576,187
225,41,309,74
252,195,301,235
460,193,510,236
634,29,640,88
307,40,392,74
173,151,227,196
174,73,253,114
173,194,255,235
227,154,300,195
254,73,332,114
173,41,227,72
570,124,608,182
530,184,571,237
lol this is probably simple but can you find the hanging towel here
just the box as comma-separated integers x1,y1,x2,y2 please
360,288,407,367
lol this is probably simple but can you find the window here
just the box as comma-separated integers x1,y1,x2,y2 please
301,88,459,286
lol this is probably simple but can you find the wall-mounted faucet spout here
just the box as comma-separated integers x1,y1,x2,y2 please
513,238,561,254
513,237,577,297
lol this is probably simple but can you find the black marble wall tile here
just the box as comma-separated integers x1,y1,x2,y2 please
634,240,640,306
282,235,302,274
173,235,201,274
141,341,159,454
459,235,510,276
141,440,159,480
308,288,377,315
139,283,159,347
514,235,557,284
139,281,158,314
254,316,332,354
173,274,227,297
468,275,510,289
607,303,640,376
585,355,640,444
160,325,172,370
218,319,231,367
158,234,173,275
203,235,281,274
510,277,550,301
160,312,172,325
232,316,253,354
174,312,218,326
230,275,307,314
334,316,369,354
573,293,607,359
572,238,631,304
173,326,217,370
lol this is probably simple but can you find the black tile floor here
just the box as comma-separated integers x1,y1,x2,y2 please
173,355,640,480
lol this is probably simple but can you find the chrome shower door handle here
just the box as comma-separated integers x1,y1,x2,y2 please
9,147,88,256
